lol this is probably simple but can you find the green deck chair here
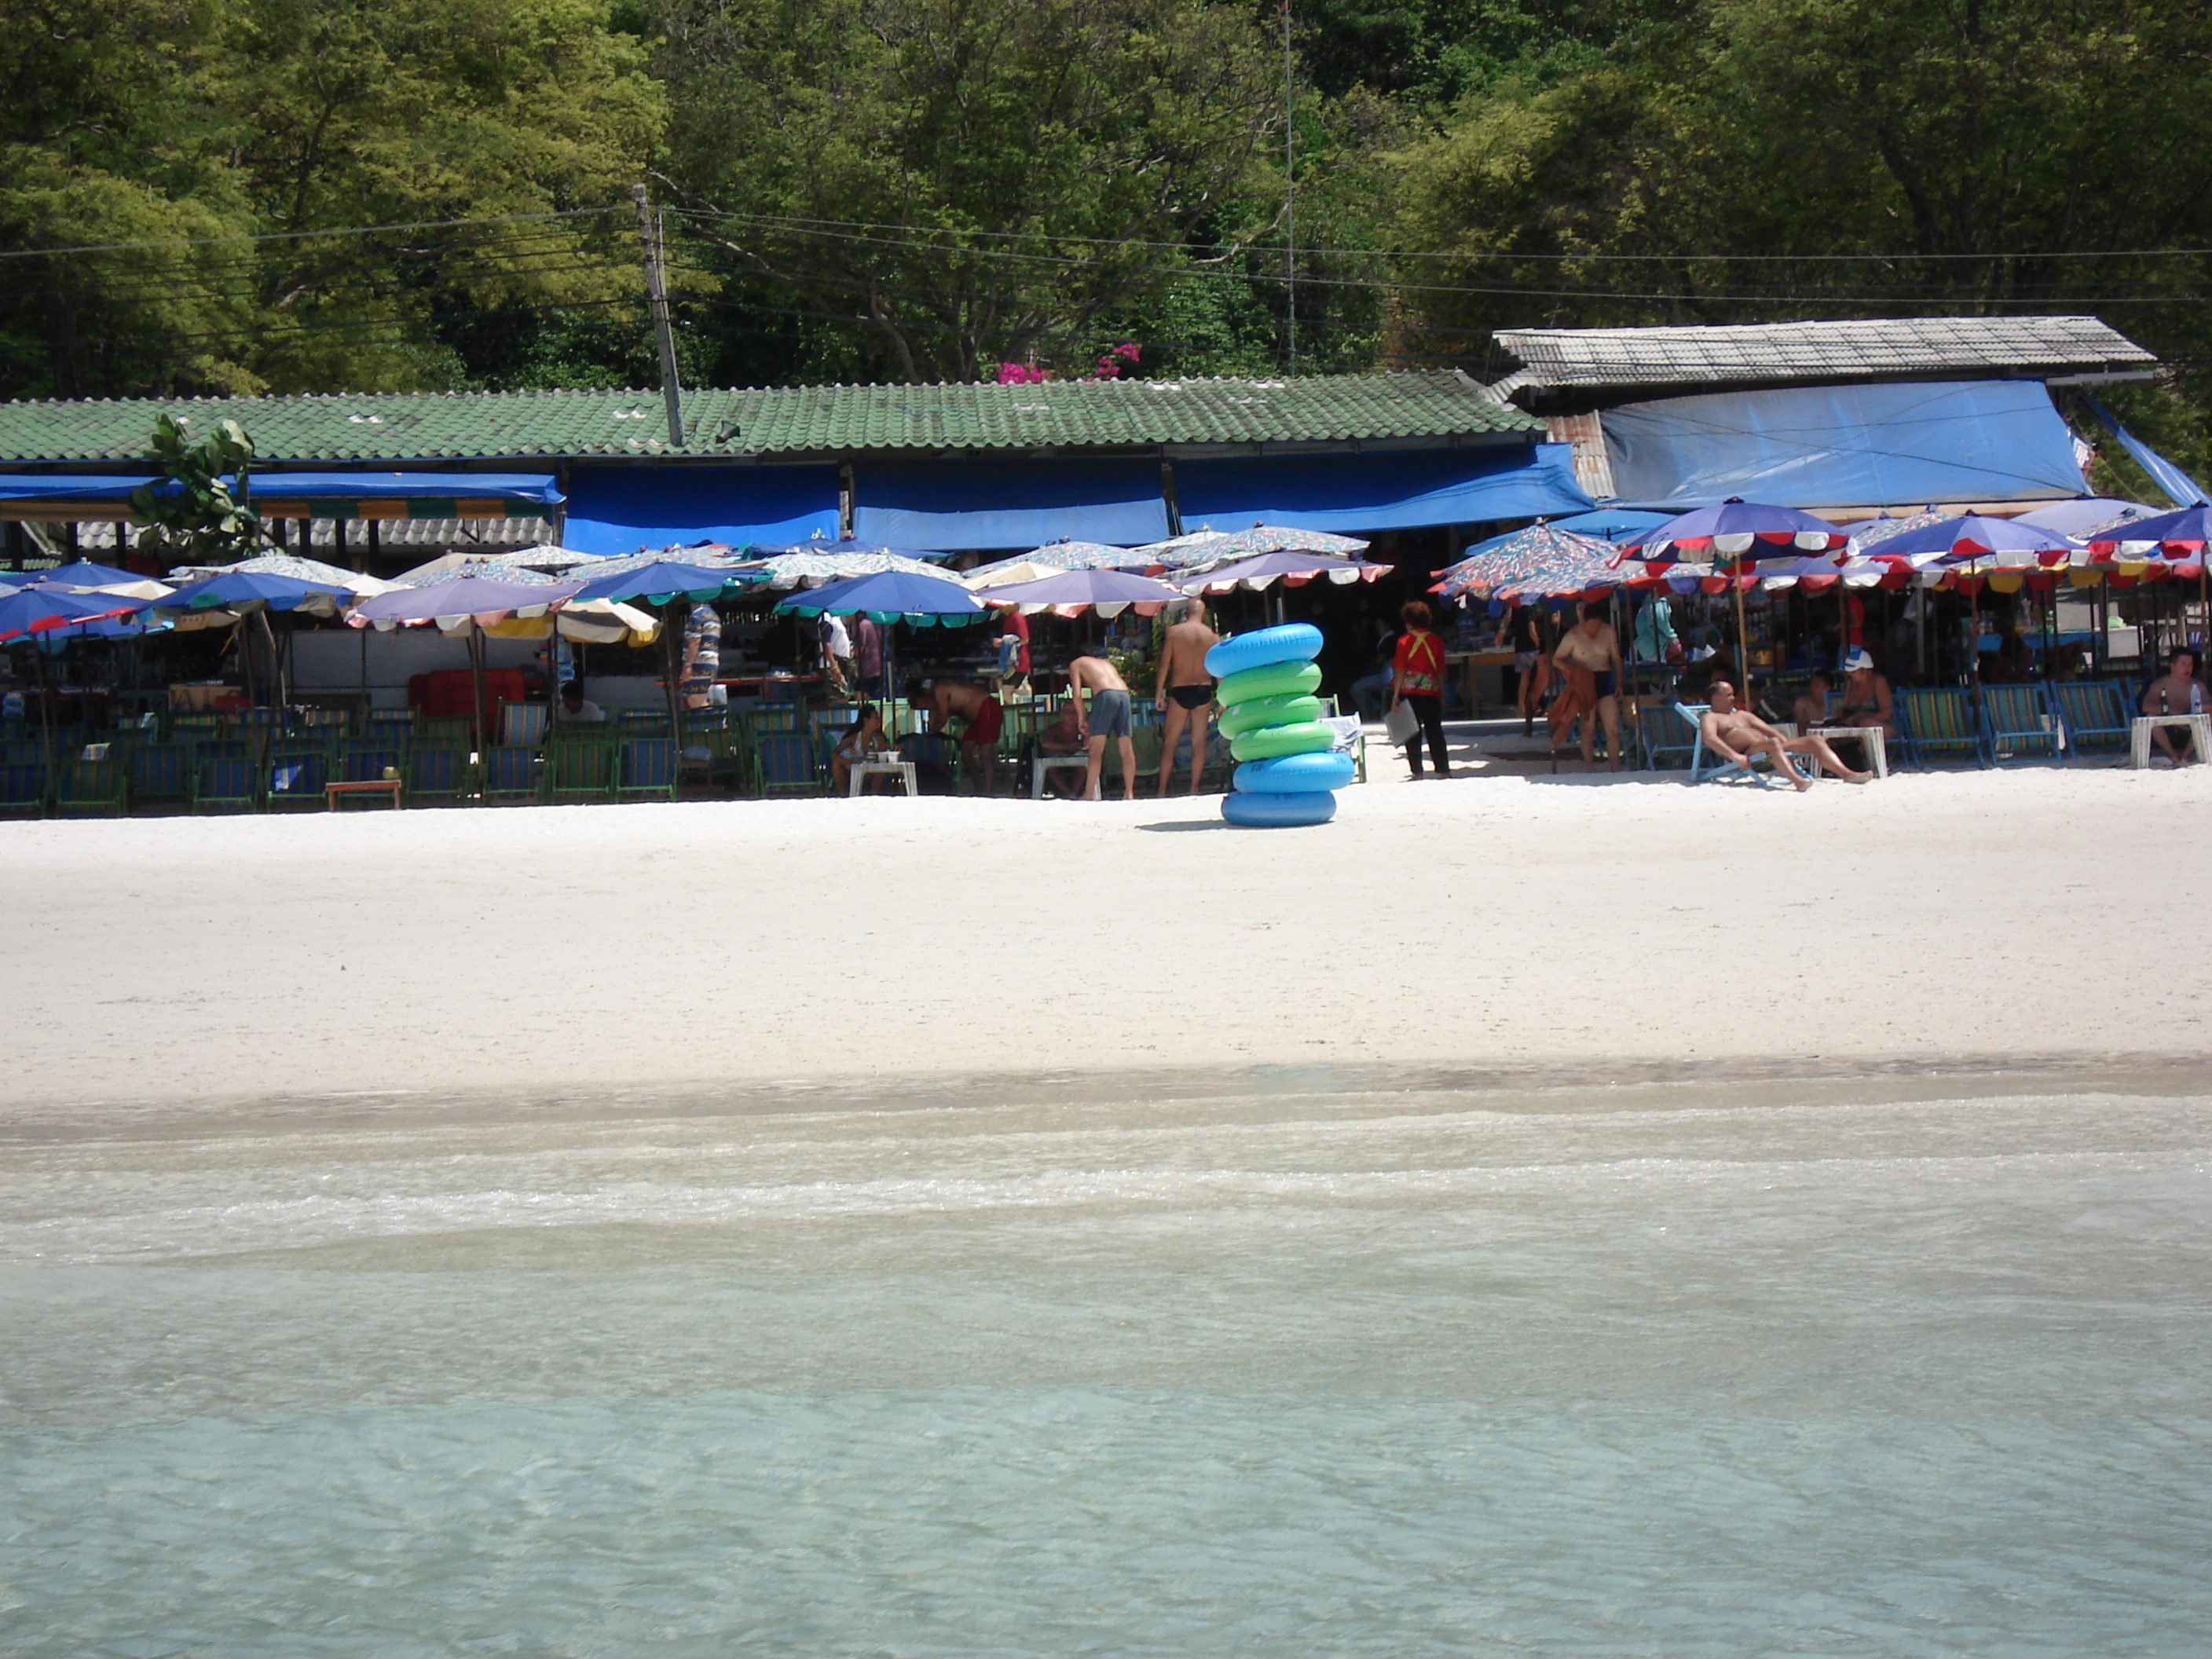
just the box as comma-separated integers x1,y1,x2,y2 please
544,737,614,803
192,752,259,813
130,742,192,807
2049,681,2132,754
264,740,331,809
0,761,48,818
479,745,542,805
617,737,679,801
403,741,472,805
53,755,127,816
1980,683,2059,764
1896,687,1988,767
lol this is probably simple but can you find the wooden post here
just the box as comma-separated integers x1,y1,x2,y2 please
632,185,685,449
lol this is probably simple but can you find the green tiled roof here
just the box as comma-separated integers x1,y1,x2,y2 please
0,372,1539,464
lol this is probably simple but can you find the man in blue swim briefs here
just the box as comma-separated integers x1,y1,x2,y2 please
1068,650,1136,801
1152,597,1219,797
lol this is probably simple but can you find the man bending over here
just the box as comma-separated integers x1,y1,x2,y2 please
1068,650,1136,801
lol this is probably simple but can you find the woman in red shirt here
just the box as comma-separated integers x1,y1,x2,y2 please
1390,599,1451,778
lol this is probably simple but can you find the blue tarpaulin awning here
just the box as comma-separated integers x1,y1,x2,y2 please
561,464,842,554
0,471,562,510
852,459,1170,551
1173,445,1592,534
1600,381,2088,509
2086,399,2210,507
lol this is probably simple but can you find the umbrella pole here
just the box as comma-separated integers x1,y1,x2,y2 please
470,627,486,758
1732,574,1751,700
34,635,53,782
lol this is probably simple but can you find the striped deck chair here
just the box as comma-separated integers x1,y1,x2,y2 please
545,736,614,803
53,756,127,816
1675,703,1806,786
756,731,822,797
500,701,551,746
1896,687,1988,768
130,742,192,805
1635,694,1697,771
479,745,541,805
265,742,331,809
617,737,679,801
1980,683,2059,764
192,753,258,813
0,761,48,818
2049,681,2132,755
403,741,471,804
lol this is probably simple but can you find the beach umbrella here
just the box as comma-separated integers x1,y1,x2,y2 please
1436,523,1620,601
351,573,584,750
976,568,1185,618
774,569,983,625
2016,497,2159,538
163,552,391,596
738,546,955,591
1129,529,1237,571
2085,504,2212,635
1615,500,1848,690
965,541,1143,587
0,583,147,643
1196,524,1370,562
1861,514,2083,571
16,558,168,597
569,556,760,606
1177,550,1393,594
1547,508,1673,543
156,569,361,616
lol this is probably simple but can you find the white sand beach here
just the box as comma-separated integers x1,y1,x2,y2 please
4,760,2206,1115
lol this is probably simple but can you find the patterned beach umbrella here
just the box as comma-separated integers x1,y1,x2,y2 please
966,541,1143,586
738,548,954,591
1129,529,1236,571
163,552,391,595
1436,523,1620,602
1178,550,1392,594
1199,524,1369,561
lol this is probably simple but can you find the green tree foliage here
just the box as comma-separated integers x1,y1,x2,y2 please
0,0,665,397
1390,0,2212,394
649,0,1285,382
128,412,262,566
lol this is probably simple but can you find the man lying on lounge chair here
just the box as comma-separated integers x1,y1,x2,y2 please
1701,680,1872,789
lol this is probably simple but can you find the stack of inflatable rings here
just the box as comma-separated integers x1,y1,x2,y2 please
1206,623,1353,826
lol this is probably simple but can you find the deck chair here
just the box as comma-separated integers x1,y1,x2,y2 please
680,724,747,796
403,741,471,804
130,742,191,806
479,745,540,805
1980,683,2059,764
1635,694,1697,771
617,707,672,736
365,710,417,742
0,761,47,818
617,738,679,801
1896,687,1988,768
756,731,822,797
500,701,551,746
2048,681,2132,755
544,737,614,803
2,738,46,767
192,753,258,812
53,755,127,816
1675,702,1806,786
264,742,330,809
420,715,474,744
334,741,405,785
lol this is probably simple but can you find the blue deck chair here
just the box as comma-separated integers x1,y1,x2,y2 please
756,731,822,797
1636,695,1696,771
334,741,405,784
130,742,191,805
53,756,127,816
1980,683,2059,764
2048,681,2132,755
0,761,48,817
617,737,679,801
403,741,471,804
479,745,541,805
192,753,258,812
265,742,331,808
1896,687,1988,768
1675,703,1807,786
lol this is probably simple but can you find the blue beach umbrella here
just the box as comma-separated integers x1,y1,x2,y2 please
15,558,153,591
569,557,761,606
155,569,357,613
774,569,984,626
0,584,146,643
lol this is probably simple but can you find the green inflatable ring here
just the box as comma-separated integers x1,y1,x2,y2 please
1229,720,1336,762
1218,694,1324,738
1215,660,1322,707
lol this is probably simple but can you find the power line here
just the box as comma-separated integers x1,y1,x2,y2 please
0,205,628,262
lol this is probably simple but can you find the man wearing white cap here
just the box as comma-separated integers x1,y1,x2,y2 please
1834,646,1894,738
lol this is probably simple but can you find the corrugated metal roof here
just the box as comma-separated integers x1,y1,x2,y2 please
1493,316,2155,394
0,372,1540,463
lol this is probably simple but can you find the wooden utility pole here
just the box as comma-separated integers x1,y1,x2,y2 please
633,184,685,448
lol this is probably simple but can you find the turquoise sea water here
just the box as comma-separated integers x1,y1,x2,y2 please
2,1071,2208,1656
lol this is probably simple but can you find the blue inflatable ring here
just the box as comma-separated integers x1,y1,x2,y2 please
1234,751,1356,793
1216,660,1322,706
1204,623,1324,681
1222,789,1338,827
1229,720,1335,762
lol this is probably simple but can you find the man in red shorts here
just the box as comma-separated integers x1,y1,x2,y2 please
906,676,1003,797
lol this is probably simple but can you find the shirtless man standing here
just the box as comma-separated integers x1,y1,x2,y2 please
1153,597,1219,797
1068,650,1136,801
906,676,1003,797
1702,679,1870,789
